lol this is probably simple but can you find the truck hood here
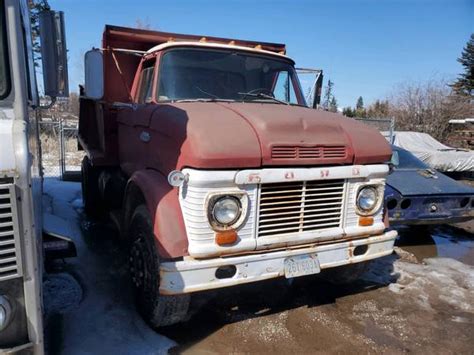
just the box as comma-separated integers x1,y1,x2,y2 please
148,102,392,171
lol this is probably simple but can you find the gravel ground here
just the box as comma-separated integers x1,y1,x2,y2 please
42,180,474,354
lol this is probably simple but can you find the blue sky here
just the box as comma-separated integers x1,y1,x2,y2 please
49,0,473,108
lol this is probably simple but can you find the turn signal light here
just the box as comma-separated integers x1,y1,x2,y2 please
358,216,374,226
215,230,238,246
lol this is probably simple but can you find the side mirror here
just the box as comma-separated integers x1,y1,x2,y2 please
311,70,323,109
296,68,323,109
39,11,69,98
84,49,104,99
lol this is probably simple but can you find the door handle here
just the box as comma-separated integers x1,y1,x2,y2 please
140,131,151,143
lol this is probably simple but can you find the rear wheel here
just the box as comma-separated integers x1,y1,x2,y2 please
321,261,370,284
129,205,190,328
81,156,103,217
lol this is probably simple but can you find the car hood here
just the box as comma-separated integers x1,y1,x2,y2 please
387,169,474,196
148,102,392,170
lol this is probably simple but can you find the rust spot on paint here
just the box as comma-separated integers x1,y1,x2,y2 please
248,173,261,183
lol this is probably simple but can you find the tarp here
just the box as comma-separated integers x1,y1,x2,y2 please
392,131,474,172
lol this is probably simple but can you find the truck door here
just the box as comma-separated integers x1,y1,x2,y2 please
116,58,157,175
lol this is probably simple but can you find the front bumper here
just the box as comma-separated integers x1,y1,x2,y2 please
159,230,397,295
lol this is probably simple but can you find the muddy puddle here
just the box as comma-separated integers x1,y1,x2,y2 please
396,225,474,266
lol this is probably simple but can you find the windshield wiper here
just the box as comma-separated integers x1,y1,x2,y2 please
173,98,234,103
237,92,289,105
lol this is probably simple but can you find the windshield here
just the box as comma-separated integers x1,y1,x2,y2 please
0,0,11,100
392,146,430,169
157,48,305,105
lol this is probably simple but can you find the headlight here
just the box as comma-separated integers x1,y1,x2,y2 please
357,186,378,213
0,296,12,331
211,196,242,226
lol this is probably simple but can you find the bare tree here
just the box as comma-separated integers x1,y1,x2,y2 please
135,18,153,30
388,79,473,143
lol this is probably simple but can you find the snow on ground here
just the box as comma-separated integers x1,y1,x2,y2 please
41,178,474,354
42,178,175,355
362,247,474,315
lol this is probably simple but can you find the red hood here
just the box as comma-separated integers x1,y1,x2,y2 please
147,102,392,171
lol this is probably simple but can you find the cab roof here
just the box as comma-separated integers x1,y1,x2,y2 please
145,41,292,61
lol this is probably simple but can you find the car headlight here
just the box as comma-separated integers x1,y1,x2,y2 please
357,186,378,213
0,296,12,332
211,196,242,226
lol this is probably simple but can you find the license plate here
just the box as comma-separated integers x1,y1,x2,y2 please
284,253,320,278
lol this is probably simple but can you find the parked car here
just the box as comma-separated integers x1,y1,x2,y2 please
385,145,474,225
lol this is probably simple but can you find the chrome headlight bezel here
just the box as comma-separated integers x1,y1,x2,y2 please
206,192,249,231
355,184,384,216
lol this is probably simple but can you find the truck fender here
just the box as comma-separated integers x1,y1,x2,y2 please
123,169,188,259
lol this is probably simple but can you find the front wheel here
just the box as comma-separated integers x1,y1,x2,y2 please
128,205,190,327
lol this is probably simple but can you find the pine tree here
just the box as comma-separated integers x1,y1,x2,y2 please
343,107,355,117
323,80,334,109
355,96,366,117
451,33,474,97
329,97,338,112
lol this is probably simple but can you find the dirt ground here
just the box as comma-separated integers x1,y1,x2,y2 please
42,180,474,355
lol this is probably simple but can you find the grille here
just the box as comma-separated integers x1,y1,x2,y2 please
271,145,347,160
258,179,345,237
0,185,20,280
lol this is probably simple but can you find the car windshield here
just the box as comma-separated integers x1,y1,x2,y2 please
0,0,11,100
392,146,430,169
157,47,305,105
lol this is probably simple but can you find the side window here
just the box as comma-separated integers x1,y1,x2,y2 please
0,0,11,100
136,59,156,104
273,71,298,104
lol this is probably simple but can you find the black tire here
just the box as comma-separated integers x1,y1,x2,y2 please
320,261,370,285
81,156,103,217
129,205,190,328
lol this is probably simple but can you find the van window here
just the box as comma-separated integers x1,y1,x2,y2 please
136,59,156,103
0,0,11,100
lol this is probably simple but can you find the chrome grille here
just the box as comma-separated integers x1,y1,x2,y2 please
258,179,345,237
0,184,21,280
271,145,347,160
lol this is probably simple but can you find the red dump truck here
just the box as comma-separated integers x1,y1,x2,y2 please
78,26,397,327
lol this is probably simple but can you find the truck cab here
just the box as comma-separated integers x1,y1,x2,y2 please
79,26,397,328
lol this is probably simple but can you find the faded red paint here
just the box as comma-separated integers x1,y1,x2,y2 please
80,25,393,259
116,102,391,175
129,169,188,258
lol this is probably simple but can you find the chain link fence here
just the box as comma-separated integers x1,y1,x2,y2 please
39,116,84,180
355,117,395,143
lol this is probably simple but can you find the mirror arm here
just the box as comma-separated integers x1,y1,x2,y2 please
37,96,57,110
